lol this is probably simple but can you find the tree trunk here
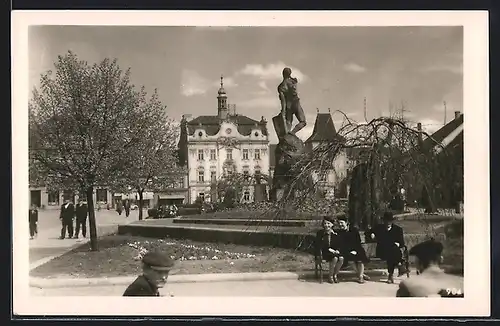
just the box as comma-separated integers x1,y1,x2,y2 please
86,186,99,251
138,189,144,220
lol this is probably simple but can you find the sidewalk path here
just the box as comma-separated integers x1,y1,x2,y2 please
31,277,402,297
29,209,143,268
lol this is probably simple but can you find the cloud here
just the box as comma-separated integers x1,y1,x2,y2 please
181,70,237,97
379,110,416,119
258,80,269,91
238,96,278,109
238,61,308,82
251,80,272,96
344,63,367,73
213,76,238,88
418,118,443,134
423,64,463,75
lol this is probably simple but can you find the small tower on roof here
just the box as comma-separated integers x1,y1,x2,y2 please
217,75,229,120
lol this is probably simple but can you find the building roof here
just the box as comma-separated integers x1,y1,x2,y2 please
187,114,268,137
421,113,463,153
305,113,345,143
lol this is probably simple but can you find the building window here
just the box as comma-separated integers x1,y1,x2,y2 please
198,149,204,161
242,149,249,160
96,189,108,203
198,170,205,183
254,149,261,160
243,191,250,202
226,149,233,160
210,149,216,160
199,193,205,202
210,171,217,181
48,190,59,205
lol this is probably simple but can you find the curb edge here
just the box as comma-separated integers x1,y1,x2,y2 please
30,269,389,289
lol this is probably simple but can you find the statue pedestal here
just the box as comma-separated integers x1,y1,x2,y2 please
270,128,306,202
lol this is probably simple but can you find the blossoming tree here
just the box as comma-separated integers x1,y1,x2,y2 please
29,51,159,251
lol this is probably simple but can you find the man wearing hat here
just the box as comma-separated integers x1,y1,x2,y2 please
367,211,406,283
123,251,175,296
396,239,464,297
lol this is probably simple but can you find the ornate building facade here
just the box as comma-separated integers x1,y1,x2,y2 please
177,76,270,204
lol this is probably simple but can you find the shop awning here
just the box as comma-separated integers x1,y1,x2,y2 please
158,194,185,200
113,192,154,200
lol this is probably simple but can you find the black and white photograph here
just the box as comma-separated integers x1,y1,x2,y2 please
12,11,489,316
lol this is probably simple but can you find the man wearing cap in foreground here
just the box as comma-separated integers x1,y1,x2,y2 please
396,239,464,297
123,251,175,296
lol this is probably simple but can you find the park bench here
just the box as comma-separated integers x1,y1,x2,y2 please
313,230,410,283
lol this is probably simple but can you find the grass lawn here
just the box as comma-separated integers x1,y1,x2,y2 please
30,230,463,279
30,235,319,279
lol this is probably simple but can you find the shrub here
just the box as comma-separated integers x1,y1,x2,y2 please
147,208,158,218
444,219,464,239
178,207,201,216
181,203,201,209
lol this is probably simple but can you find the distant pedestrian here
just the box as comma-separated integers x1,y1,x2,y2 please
116,200,123,215
59,199,75,239
124,199,131,218
74,199,88,238
396,239,464,297
29,204,38,240
123,251,175,296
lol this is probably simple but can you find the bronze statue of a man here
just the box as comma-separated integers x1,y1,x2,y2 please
277,67,307,135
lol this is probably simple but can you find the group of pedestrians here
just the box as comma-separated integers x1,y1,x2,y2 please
116,199,131,217
59,198,88,239
318,211,463,297
29,198,89,240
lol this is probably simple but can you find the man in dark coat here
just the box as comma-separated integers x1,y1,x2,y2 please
336,214,369,284
396,239,463,297
123,251,176,297
59,199,75,239
29,204,38,240
367,211,406,283
74,199,88,238
124,199,131,218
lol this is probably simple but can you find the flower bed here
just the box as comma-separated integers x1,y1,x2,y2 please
30,235,316,279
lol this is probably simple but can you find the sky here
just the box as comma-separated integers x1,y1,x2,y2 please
29,26,463,144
